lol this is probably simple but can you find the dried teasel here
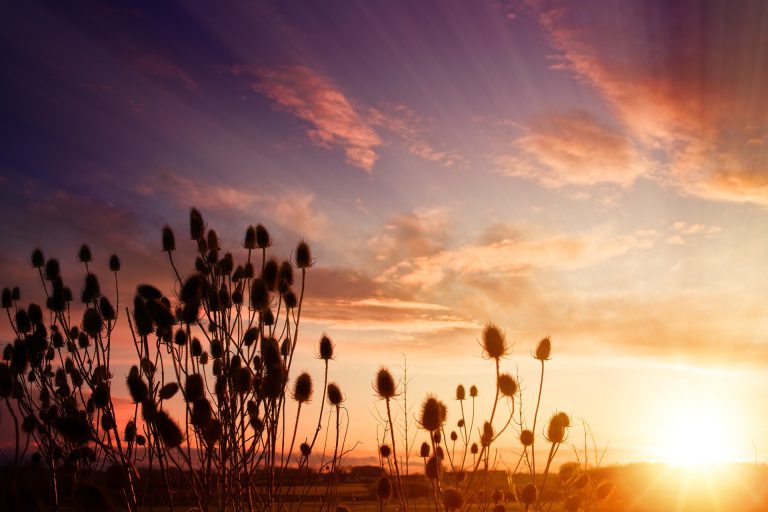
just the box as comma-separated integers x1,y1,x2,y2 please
420,442,430,458
262,259,279,291
520,429,534,447
191,398,212,428
596,481,614,500
518,483,537,506
318,334,334,361
162,225,176,252
425,455,441,479
108,254,120,272
419,396,446,431
189,208,205,241
255,224,271,249
535,336,551,361
327,382,343,405
443,488,464,511
374,367,396,399
31,248,45,268
154,410,183,448
185,374,205,402
470,384,478,397
295,240,312,268
456,384,466,400
77,244,92,263
482,323,510,360
379,444,391,458
293,372,313,403
376,476,391,500
300,442,311,457
250,278,269,311
159,382,179,400
498,373,518,397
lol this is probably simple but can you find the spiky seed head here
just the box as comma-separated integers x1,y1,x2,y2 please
546,413,568,443
206,229,219,251
126,366,148,403
159,382,179,400
470,385,478,397
173,329,187,346
124,421,136,442
92,385,109,408
191,338,202,357
420,396,445,431
189,208,205,240
11,287,19,301
191,398,212,428
262,259,279,291
327,382,343,405
435,446,444,459
300,442,311,457
420,442,430,457
136,434,146,446
293,372,313,403
231,367,252,395
31,249,44,268
243,262,255,279
283,290,298,309
482,323,509,359
519,483,537,506
161,225,176,252
250,278,269,311
108,254,121,272
450,431,458,442
295,240,312,268
433,430,441,443
498,374,518,397
379,444,391,458
98,296,116,321
244,226,257,249
574,473,589,489
555,411,571,428
481,422,494,446
564,495,581,512
535,337,551,361
255,224,271,249
376,476,391,500
456,384,466,400
375,368,396,399
471,442,478,454
210,338,223,359
559,462,577,481
458,418,465,428
279,260,294,289
280,338,290,357
596,481,614,500
82,308,102,337
1,288,11,308
425,455,441,479
82,273,101,303
77,244,92,263
443,488,464,510
154,410,183,448
520,429,534,446
184,374,205,402
318,334,334,360
44,259,61,281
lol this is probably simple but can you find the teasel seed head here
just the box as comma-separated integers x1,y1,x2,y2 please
244,226,257,249
124,421,136,442
433,430,441,444
419,396,446,432
82,273,101,303
520,429,534,447
379,444,391,458
78,244,92,263
481,421,494,446
109,254,121,272
254,224,271,249
295,240,312,268
498,373,518,397
450,431,458,442
300,442,311,457
546,412,569,443
518,483,537,506
293,371,313,403
596,481,614,500
262,259,279,291
162,225,176,252
564,495,581,512
456,384,466,401
126,366,148,403
482,323,510,360
98,296,116,321
327,382,343,405
283,289,298,309
189,208,205,240
232,367,253,395
191,398,212,428
376,476,391,500
574,473,589,489
159,382,179,400
1,288,11,308
45,259,61,281
250,278,270,311
318,334,334,361
443,488,464,511
191,338,202,357
470,385,478,397
154,410,183,448
535,336,551,361
184,373,205,402
374,367,397,399
31,248,44,268
82,308,102,337
425,455,441,479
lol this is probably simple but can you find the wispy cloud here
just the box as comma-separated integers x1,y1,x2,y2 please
495,110,648,188
233,65,382,172
131,53,198,91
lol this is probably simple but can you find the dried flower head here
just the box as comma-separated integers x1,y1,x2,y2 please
78,244,92,263
471,442,478,455
109,254,120,272
184,374,205,402
318,334,334,360
470,384,478,397
546,412,570,443
189,208,205,240
425,455,441,479
300,442,311,457
481,421,494,446
419,396,446,431
250,278,269,311
154,410,183,448
443,488,464,511
456,384,466,401
162,225,176,252
520,429,534,447
482,323,510,359
374,367,396,399
295,240,312,268
293,372,313,403
376,476,391,500
498,373,518,397
535,336,551,361
255,224,271,249
31,249,44,268
518,483,537,506
126,366,148,403
596,481,614,500
244,225,257,249
420,442,430,458
379,444,391,458
159,382,179,400
327,382,343,405
564,495,581,512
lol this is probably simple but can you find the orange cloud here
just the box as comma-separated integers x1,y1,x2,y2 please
233,65,381,172
496,110,648,187
525,0,768,205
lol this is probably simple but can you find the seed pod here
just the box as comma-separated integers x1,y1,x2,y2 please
174,329,187,346
92,385,109,408
31,249,45,268
450,431,457,442
546,413,568,443
278,261,294,290
470,385,478,397
158,224,176,252
243,327,259,347
159,382,179,400
520,429,534,446
293,372,313,403
295,240,312,268
498,374,518,397
154,410,183,448
443,488,464,511
470,443,478,455
101,412,114,431
232,367,253,395
82,307,102,337
535,337,551,360
191,338,202,357
191,398,212,428
244,262,255,279
596,481,614,500
99,296,116,320
210,338,223,359
126,366,148,403
300,442,311,457
375,368,396,399
185,374,205,402
318,334,334,360
244,226,257,249
78,244,92,263
376,476,391,500
11,287,19,301
420,396,445,431
482,324,508,359
109,254,121,272
132,297,153,336
189,208,205,241
379,444,391,458
327,382,343,405
255,224,271,248
425,455,441,479
124,421,136,442
44,259,60,280
283,290,297,309
519,483,537,506
1,288,11,308
250,278,269,311
419,442,430,457
262,259,279,291
481,422,494,446
456,384,466,400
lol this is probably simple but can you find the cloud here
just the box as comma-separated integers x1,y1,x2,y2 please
495,110,648,187
233,65,381,172
523,0,768,205
367,207,452,263
139,170,329,238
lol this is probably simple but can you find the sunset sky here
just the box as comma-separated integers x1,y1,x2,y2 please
2,0,768,467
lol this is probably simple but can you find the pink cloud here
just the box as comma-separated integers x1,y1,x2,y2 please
131,54,198,91
233,65,381,172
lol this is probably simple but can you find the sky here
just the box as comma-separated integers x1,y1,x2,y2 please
1,0,768,467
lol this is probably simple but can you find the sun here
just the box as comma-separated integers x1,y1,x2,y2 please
652,395,747,467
